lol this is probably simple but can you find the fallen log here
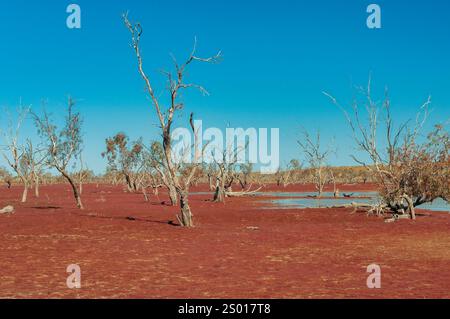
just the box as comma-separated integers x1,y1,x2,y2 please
326,202,389,216
326,202,374,210
226,186,262,197
0,205,15,216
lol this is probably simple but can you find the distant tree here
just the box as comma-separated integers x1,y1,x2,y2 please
1,106,34,202
103,167,121,185
275,159,301,188
238,163,253,189
23,139,47,198
0,166,12,188
298,130,333,197
204,163,217,191
211,147,239,203
327,167,339,198
102,133,143,193
209,145,261,203
140,141,179,204
77,153,95,195
33,97,84,209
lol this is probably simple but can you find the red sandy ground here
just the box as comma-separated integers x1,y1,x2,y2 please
0,183,449,299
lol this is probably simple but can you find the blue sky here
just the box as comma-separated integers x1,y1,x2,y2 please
0,0,449,173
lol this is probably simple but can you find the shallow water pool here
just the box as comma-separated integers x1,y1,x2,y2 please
258,192,450,213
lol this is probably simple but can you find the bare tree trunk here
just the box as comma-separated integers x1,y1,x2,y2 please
316,179,324,198
168,184,178,206
213,176,226,203
402,194,416,220
125,174,133,192
21,181,28,203
142,185,149,202
61,170,84,210
177,191,194,227
331,175,338,197
162,131,179,207
282,171,291,188
208,175,214,191
34,175,40,198
317,169,324,198
277,179,281,186
213,186,225,203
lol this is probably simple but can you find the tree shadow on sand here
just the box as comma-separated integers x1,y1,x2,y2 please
32,206,62,210
73,212,180,227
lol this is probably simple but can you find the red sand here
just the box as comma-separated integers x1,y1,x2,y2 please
0,183,449,299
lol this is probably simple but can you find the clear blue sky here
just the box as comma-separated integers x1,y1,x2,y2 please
0,0,449,173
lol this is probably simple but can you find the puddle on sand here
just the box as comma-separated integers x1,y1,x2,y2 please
257,192,450,213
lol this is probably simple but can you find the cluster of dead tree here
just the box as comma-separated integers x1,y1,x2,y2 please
1,98,87,209
1,12,223,225
101,131,262,220
323,78,449,220
101,136,177,204
205,147,261,203
272,135,345,198
0,13,257,227
100,12,265,226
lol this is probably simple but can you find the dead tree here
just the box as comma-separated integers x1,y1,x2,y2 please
33,97,85,209
0,167,12,189
77,153,93,195
123,13,221,227
298,130,332,197
204,163,217,191
328,168,339,198
1,106,32,202
24,139,47,198
211,145,261,203
212,147,238,203
144,141,178,206
137,144,167,202
275,159,301,187
324,78,450,219
237,163,253,189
